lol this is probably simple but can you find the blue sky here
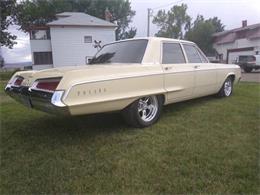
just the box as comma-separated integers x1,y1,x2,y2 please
2,0,260,63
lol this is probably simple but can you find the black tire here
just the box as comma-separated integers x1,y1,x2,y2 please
122,95,163,128
217,76,233,97
244,67,253,73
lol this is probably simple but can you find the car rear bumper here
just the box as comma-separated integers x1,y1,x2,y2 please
5,85,69,115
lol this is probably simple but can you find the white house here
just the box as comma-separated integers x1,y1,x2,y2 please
29,12,117,70
212,21,260,64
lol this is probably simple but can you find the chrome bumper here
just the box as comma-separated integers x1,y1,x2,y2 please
5,85,69,115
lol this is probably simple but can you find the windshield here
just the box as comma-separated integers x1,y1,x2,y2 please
89,39,148,64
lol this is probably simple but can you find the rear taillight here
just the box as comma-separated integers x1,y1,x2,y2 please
12,76,24,87
31,78,61,92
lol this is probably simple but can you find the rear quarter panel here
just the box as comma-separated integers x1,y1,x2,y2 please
61,65,165,115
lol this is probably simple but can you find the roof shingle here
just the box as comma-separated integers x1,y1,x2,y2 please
47,12,117,27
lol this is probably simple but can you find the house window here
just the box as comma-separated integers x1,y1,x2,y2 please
84,36,92,43
31,30,50,40
33,52,53,65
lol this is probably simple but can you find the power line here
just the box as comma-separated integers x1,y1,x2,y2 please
147,0,185,37
151,0,184,10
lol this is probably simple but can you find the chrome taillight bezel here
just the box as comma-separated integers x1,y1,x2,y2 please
11,76,24,87
51,90,66,107
29,77,62,93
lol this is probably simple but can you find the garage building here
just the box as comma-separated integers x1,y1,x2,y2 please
212,21,260,64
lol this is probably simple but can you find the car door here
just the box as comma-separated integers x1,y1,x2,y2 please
182,44,217,97
161,42,195,103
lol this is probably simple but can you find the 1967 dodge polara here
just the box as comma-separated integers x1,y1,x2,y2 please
5,37,241,127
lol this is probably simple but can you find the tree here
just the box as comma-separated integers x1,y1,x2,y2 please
15,0,136,40
208,17,225,33
0,56,4,68
185,15,225,55
0,0,17,48
152,3,191,39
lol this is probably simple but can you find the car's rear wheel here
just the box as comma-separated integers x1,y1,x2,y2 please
122,95,163,128
217,76,233,97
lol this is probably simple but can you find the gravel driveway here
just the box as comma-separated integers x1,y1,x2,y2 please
241,70,260,83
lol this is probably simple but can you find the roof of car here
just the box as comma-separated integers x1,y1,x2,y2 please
112,37,195,44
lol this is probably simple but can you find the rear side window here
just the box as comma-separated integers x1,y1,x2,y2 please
183,44,202,63
162,43,186,64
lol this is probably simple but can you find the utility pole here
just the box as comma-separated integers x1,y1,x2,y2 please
147,8,151,37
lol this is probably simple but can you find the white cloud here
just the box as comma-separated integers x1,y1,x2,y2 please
2,25,31,63
131,0,260,37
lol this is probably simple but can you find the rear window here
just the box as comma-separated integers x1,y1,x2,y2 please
162,43,186,64
183,44,202,63
89,40,148,64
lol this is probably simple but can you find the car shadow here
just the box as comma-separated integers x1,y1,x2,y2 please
0,95,220,147
20,95,216,137
1,95,220,151
163,95,215,113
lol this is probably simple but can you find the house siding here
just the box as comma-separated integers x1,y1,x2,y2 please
30,40,52,52
30,40,53,70
213,23,260,63
50,26,115,67
213,38,260,63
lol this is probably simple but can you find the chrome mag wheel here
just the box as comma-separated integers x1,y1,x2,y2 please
224,79,232,96
137,96,158,122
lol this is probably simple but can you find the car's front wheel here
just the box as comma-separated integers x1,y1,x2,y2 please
122,95,163,128
217,76,233,97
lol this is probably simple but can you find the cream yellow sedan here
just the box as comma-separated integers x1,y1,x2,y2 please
5,37,241,127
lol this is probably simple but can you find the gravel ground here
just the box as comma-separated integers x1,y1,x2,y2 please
241,70,260,83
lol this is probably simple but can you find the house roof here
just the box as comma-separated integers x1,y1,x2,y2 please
47,12,117,27
212,23,260,37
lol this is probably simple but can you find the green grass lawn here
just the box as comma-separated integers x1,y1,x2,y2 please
0,81,259,194
0,71,17,81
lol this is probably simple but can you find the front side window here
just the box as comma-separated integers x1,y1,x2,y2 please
89,39,148,64
31,30,50,40
162,43,186,64
33,52,53,65
183,44,202,63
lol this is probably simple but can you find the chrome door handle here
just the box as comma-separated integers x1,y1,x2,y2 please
194,65,200,69
164,67,172,71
